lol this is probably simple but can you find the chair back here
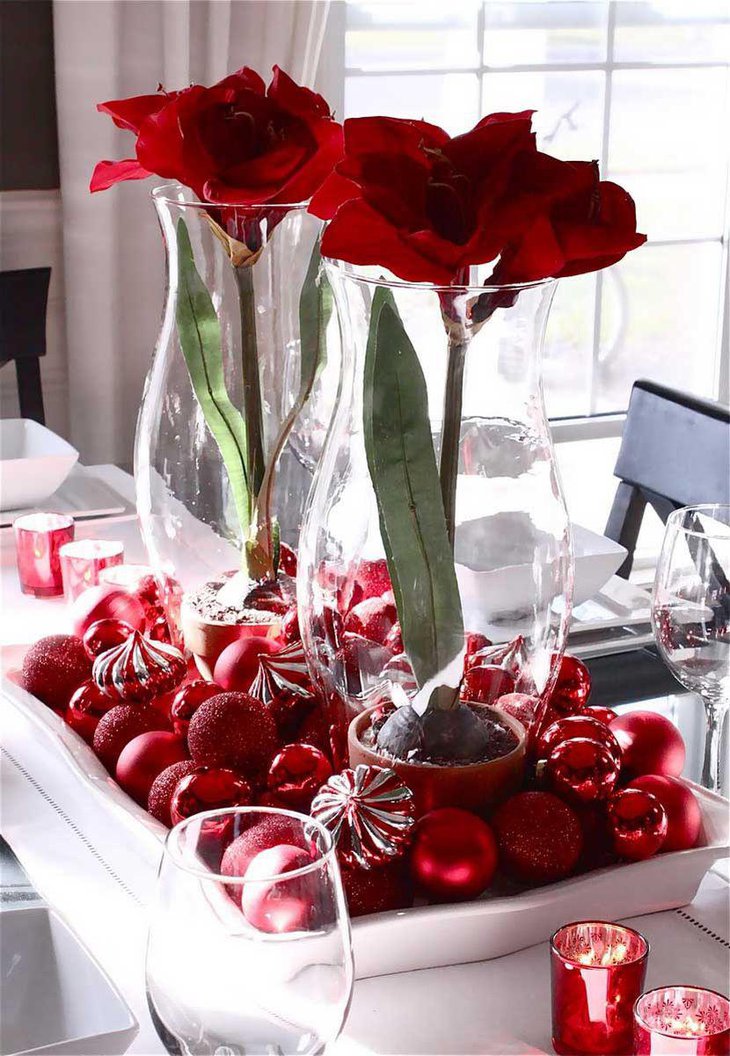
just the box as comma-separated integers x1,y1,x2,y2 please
0,267,51,424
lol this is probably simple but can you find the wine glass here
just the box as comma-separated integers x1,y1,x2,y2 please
652,504,730,792
146,807,354,1055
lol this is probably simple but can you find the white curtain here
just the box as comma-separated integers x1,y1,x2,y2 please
53,0,339,466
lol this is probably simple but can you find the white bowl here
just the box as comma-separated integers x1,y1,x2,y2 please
0,420,78,512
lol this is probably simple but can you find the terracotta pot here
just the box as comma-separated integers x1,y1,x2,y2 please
348,703,526,817
181,597,282,680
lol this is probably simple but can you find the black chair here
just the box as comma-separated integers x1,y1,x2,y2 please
0,267,51,424
605,379,730,578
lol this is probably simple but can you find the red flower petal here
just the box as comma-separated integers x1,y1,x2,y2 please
89,158,152,192
214,66,266,96
344,116,448,162
97,94,169,133
268,65,332,119
309,170,362,219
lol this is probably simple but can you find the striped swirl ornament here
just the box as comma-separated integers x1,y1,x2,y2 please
93,629,187,703
249,640,312,704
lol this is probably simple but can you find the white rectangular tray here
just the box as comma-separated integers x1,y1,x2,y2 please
2,644,728,980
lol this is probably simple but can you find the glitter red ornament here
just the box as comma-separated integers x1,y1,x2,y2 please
548,653,592,715
93,630,187,703
65,680,115,743
606,787,668,860
610,710,685,778
115,731,188,806
82,618,134,659
187,692,279,781
311,765,415,869
410,807,498,902
21,634,92,711
170,767,253,826
545,736,620,804
221,814,308,900
147,760,198,826
92,704,169,771
71,583,146,639
492,791,583,884
267,743,333,811
169,680,221,737
213,635,281,692
494,692,540,732
342,861,412,917
241,844,316,933
627,775,701,852
537,715,622,763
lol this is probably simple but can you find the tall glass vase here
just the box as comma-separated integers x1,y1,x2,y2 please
297,263,574,752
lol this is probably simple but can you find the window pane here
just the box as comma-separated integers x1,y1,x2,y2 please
543,273,597,419
608,68,729,240
596,243,723,413
346,2,480,71
346,73,480,133
614,1,730,64
483,1,608,66
483,70,605,157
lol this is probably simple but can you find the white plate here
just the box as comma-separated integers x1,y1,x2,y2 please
0,420,78,512
2,645,727,981
0,465,133,530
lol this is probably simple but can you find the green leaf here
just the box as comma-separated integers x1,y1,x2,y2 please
298,238,333,401
175,218,251,538
363,287,464,696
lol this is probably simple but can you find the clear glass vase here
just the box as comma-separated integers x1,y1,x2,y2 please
297,263,574,749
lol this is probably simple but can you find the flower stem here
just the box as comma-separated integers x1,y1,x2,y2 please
439,335,468,548
234,265,266,505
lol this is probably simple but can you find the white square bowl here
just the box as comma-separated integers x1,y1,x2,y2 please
0,420,78,512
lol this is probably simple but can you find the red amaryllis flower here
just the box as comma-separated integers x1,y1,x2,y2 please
90,66,343,207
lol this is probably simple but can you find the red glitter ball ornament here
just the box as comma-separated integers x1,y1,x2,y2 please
586,706,618,726
267,743,333,811
65,680,115,743
221,814,308,898
170,680,221,737
343,593,397,645
628,775,700,852
353,558,392,605
241,844,316,933
22,634,92,712
213,635,281,692
606,788,668,860
116,731,188,806
547,652,591,715
147,760,198,827
492,791,583,884
93,630,187,703
537,715,622,763
461,664,516,704
342,861,412,917
291,704,332,757
410,808,498,902
310,764,415,869
494,692,540,732
82,618,134,659
92,704,169,771
545,736,620,804
71,584,146,639
187,692,279,781
170,767,253,826
610,711,685,778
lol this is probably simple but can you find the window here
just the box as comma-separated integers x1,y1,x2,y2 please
344,1,730,426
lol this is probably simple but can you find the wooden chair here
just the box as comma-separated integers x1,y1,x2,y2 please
605,379,730,578
0,267,51,425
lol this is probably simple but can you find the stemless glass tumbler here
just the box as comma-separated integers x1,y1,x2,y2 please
146,807,353,1056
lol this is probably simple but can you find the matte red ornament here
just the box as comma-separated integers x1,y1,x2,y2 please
343,593,397,645
537,715,622,763
545,736,620,804
606,787,668,860
147,760,198,826
71,583,146,639
267,743,333,810
93,630,187,703
241,844,316,933
628,775,701,852
65,680,115,743
586,706,618,726
310,764,415,869
21,634,91,711
342,861,412,917
92,704,170,771
170,766,253,826
548,652,592,714
410,808,498,902
461,664,516,704
492,791,583,884
213,635,281,692
187,692,279,781
82,618,134,659
610,710,685,778
170,679,221,736
116,731,188,806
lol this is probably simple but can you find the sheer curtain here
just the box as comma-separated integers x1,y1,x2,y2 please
53,0,337,465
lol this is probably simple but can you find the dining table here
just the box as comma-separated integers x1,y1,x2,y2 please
2,465,728,1056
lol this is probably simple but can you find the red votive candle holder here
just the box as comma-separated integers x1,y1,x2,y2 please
14,513,75,597
634,987,730,1054
60,539,125,601
551,921,649,1055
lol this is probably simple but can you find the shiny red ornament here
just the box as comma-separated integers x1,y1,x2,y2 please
82,618,134,659
213,635,281,692
342,861,412,917
267,743,333,810
606,788,668,860
410,808,498,901
147,760,198,826
241,844,316,933
628,775,701,852
65,680,115,743
116,731,188,806
279,542,298,577
21,634,91,711
586,706,618,726
610,710,685,778
310,764,415,869
548,652,591,715
467,636,533,693
537,715,622,763
545,736,620,804
170,679,221,736
343,593,397,645
461,664,516,704
492,791,583,884
71,583,146,639
464,632,492,669
93,630,187,703
187,692,279,781
92,703,170,771
170,766,253,826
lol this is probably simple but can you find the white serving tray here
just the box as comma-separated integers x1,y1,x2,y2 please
2,645,728,980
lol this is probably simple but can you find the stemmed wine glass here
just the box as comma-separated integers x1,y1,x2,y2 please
146,807,354,1055
652,504,730,793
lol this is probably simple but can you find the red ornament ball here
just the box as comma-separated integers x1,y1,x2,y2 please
342,861,412,918
353,558,392,604
281,607,301,643
548,653,591,714
606,788,668,860
461,664,516,705
170,766,253,826
92,704,169,771
147,760,198,827
292,704,332,756
410,808,498,902
65,680,115,743
492,791,583,884
116,731,188,806
170,679,220,736
545,736,620,804
628,775,701,852
71,584,146,639
22,634,92,711
267,743,333,811
213,635,281,692
221,814,309,905
187,692,279,781
82,618,134,659
537,715,622,763
494,692,540,732
586,706,618,726
343,593,397,646
610,711,685,778
93,630,187,703
241,844,316,933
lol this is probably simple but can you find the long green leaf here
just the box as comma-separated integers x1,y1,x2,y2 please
363,287,464,695
299,238,333,399
175,218,250,538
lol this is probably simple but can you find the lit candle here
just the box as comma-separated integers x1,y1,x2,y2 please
634,986,730,1054
59,539,125,601
551,921,649,1055
14,513,75,597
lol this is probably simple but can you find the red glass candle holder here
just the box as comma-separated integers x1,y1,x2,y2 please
99,563,182,645
551,920,649,1055
634,986,730,1054
14,513,75,597
60,539,124,601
